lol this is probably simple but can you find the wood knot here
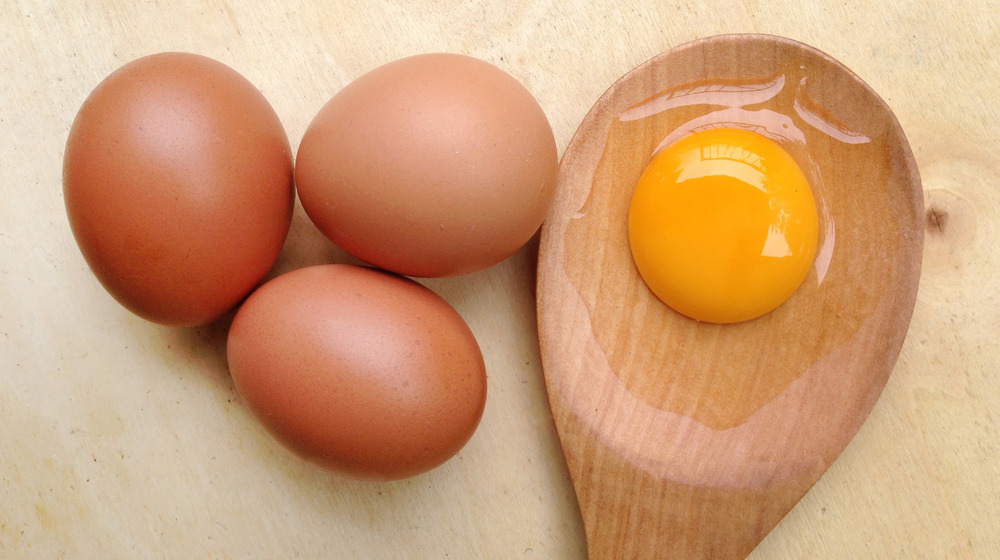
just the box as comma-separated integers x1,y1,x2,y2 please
922,188,976,273
925,205,948,234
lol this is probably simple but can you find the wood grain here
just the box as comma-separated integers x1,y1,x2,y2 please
536,35,923,559
1,2,998,558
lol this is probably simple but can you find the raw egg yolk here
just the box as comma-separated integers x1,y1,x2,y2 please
627,128,818,323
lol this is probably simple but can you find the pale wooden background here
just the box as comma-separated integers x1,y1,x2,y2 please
2,1,997,558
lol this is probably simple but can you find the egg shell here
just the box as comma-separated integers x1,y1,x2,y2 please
226,264,487,481
63,52,294,327
294,53,559,277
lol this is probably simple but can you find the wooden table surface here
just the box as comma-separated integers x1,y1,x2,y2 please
2,2,997,558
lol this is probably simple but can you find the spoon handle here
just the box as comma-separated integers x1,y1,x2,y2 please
556,406,808,559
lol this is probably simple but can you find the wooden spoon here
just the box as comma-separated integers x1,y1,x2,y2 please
537,34,923,559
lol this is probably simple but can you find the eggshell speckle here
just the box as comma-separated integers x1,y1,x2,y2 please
295,53,559,277
63,52,294,327
226,264,487,481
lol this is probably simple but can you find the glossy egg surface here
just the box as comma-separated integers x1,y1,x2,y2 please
63,52,294,327
295,53,558,277
226,264,487,481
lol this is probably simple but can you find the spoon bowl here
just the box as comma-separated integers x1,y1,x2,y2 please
537,34,923,559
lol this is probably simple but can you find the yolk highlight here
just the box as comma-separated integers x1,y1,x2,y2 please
628,128,819,323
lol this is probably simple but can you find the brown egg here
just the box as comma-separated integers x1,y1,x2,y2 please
226,264,487,481
63,52,294,327
295,53,558,278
